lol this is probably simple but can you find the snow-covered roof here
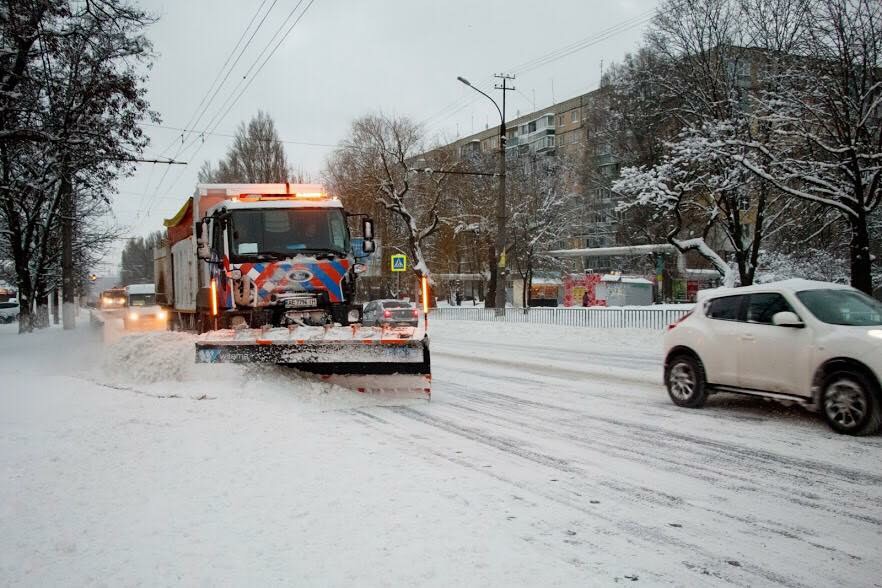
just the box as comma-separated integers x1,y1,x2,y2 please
207,199,343,215
197,183,327,197
696,278,852,300
601,275,653,285
531,277,562,285
126,283,155,295
548,243,678,258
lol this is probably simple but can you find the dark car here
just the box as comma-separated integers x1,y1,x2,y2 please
362,299,419,327
0,299,19,324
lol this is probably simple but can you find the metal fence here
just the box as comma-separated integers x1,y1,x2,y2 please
429,306,694,330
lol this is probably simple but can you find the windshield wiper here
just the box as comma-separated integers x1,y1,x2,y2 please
251,251,284,261
286,247,347,259
244,248,348,261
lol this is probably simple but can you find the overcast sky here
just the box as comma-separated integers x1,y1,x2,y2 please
101,0,661,274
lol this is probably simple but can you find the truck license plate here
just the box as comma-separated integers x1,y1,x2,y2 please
285,297,316,309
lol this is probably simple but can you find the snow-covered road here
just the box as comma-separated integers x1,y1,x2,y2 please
1,319,880,586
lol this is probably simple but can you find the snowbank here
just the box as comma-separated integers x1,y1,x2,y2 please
102,331,201,384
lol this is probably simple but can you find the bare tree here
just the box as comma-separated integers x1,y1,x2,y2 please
509,155,580,307
0,0,156,332
327,114,455,282
721,0,882,293
206,111,290,183
610,0,819,286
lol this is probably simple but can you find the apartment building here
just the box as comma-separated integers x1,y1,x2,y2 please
447,87,625,273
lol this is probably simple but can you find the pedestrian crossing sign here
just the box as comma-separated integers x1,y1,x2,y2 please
391,254,407,272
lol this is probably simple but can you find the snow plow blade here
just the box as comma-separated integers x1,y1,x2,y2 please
195,326,431,399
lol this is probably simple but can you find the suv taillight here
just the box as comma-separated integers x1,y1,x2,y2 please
412,309,419,317
383,309,391,318
667,311,693,331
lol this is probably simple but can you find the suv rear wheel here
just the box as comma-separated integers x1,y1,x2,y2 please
821,371,881,436
665,354,708,408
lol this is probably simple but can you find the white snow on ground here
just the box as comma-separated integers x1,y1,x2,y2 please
1,318,880,586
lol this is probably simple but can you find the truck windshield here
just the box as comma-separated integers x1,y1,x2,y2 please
128,293,156,307
229,208,349,261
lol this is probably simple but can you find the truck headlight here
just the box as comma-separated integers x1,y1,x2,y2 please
348,309,361,323
157,310,168,320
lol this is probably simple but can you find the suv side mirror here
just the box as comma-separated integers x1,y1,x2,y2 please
772,311,804,328
362,218,375,254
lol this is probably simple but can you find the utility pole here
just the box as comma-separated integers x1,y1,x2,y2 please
60,157,184,330
61,173,75,329
493,73,515,316
456,73,515,315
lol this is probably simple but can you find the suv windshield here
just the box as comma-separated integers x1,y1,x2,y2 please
128,293,156,307
796,289,882,326
230,208,349,261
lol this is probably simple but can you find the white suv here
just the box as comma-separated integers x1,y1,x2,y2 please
664,279,882,435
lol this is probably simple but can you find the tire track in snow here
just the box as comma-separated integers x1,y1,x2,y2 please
348,405,811,588
434,393,876,560
439,380,882,531
440,378,882,488
435,338,662,369
435,349,660,387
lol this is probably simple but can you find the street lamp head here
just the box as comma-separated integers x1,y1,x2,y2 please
456,76,472,87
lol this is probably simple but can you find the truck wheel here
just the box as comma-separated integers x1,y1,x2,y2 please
665,354,708,408
821,370,881,436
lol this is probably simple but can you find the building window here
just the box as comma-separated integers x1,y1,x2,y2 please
558,115,564,127
571,110,578,123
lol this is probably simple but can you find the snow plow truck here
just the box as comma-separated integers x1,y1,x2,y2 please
154,183,431,398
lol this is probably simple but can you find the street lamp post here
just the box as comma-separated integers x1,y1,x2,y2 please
457,74,514,316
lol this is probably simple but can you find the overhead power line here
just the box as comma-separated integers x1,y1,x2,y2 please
139,0,276,208
139,0,284,219
421,7,658,135
143,0,320,217
141,123,337,149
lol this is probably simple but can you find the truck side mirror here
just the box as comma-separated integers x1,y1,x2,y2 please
362,218,375,254
196,219,211,260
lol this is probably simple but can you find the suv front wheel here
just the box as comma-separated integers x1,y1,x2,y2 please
665,354,708,408
821,370,881,436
